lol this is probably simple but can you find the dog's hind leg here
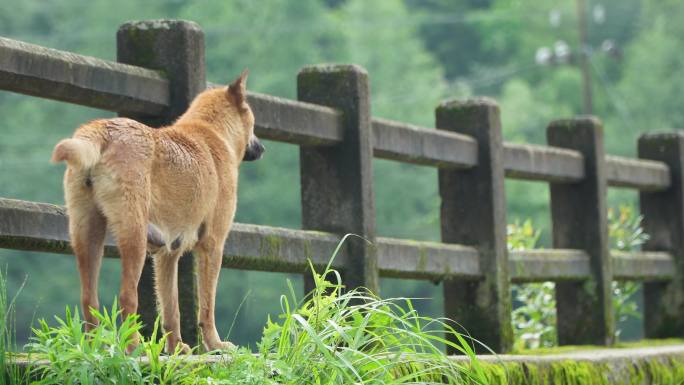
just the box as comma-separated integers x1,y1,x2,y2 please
96,179,150,353
65,169,107,331
92,136,155,353
152,250,191,354
105,211,148,353
111,206,148,353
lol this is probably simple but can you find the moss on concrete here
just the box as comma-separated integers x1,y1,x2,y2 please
121,26,159,69
471,355,684,385
0,236,71,255
416,246,428,273
511,339,684,355
621,338,684,348
259,235,283,260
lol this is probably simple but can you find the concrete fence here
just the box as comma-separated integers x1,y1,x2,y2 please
0,20,682,357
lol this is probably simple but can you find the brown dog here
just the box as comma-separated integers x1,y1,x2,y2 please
50,71,263,353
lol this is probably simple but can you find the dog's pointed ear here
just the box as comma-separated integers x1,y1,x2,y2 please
228,69,249,108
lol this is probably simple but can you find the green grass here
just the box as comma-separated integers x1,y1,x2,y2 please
1,237,490,384
0,269,31,385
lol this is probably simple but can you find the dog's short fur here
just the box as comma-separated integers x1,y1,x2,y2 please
51,71,263,353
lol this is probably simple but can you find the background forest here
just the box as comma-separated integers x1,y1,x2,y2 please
1,0,682,346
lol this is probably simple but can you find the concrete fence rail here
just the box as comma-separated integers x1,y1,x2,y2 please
2,197,675,283
1,20,684,377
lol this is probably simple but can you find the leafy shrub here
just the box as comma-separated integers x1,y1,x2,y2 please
608,206,648,341
511,206,647,350
508,221,557,350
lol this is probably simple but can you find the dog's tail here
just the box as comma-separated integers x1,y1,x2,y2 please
51,138,101,169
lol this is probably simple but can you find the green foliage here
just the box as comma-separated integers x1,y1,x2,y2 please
511,206,647,350
611,279,640,341
334,0,447,126
507,219,540,251
512,281,557,351
608,206,649,341
190,349,278,385
508,221,557,351
611,1,684,155
607,206,649,252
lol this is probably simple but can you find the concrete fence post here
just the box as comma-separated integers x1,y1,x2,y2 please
297,64,378,295
548,117,615,346
116,20,205,346
639,132,684,338
437,98,512,354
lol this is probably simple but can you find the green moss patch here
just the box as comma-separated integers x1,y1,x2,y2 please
512,338,684,355
472,354,684,385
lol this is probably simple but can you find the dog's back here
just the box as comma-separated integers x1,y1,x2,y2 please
52,117,223,252
52,118,155,179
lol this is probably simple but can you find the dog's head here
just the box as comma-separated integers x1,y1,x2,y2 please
226,70,265,162
189,70,265,162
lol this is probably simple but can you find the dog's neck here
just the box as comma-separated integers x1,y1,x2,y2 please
174,105,247,154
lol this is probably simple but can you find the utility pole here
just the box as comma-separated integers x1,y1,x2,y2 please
576,0,593,114
536,3,616,114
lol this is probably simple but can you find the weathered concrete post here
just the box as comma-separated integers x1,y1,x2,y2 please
117,20,205,346
639,132,684,338
438,98,512,354
297,64,378,295
548,117,615,346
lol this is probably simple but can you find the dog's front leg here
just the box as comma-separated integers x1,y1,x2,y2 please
153,250,192,354
195,237,235,351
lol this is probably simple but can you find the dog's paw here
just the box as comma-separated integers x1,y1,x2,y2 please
165,340,193,355
205,340,236,352
176,342,192,355
168,342,192,355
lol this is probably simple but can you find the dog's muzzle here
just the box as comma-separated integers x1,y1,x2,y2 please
244,138,265,161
